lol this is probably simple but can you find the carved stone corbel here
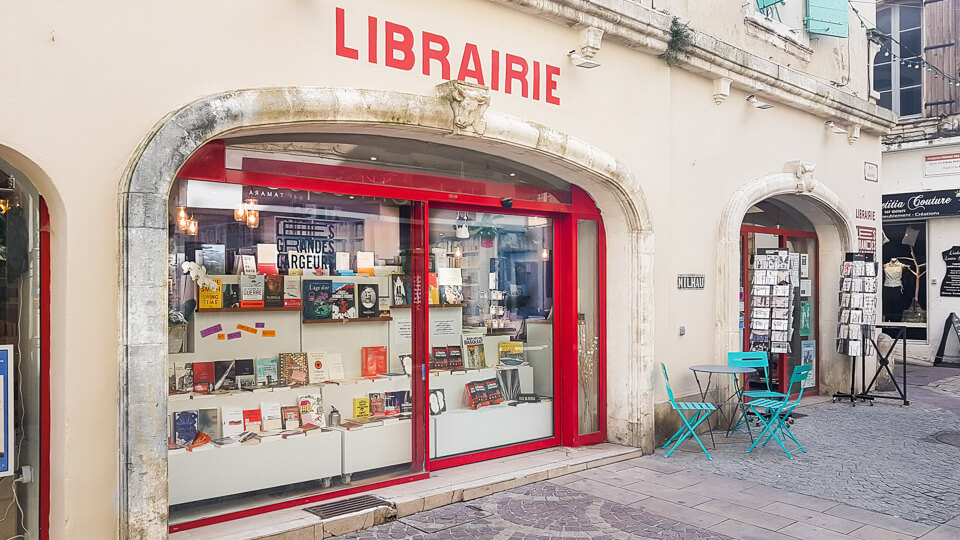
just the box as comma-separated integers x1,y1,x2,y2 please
713,77,732,105
846,124,862,145
784,160,817,193
579,26,604,58
436,80,490,135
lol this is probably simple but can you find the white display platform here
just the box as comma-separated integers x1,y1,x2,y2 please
430,400,554,458
429,366,533,410
168,429,342,505
340,420,412,475
168,384,326,415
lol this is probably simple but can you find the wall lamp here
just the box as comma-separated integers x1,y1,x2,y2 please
568,50,601,69
746,94,774,110
824,121,848,135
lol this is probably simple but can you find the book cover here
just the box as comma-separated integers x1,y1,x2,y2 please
298,394,325,427
447,345,464,369
391,274,412,305
279,352,309,386
385,391,408,415
357,283,380,318
284,275,302,307
430,346,448,370
324,352,345,380
498,341,525,365
222,283,241,308
399,354,413,376
428,273,439,304
255,357,279,386
328,282,357,319
242,408,262,431
192,362,215,393
241,254,257,275
213,360,237,391
353,397,371,418
235,359,256,389
356,251,375,276
474,381,490,407
439,285,463,305
197,408,222,439
307,352,329,384
198,277,223,310
264,275,284,307
362,346,388,377
173,410,199,446
465,382,482,409
462,334,486,369
428,389,446,415
173,362,194,392
485,378,504,404
368,392,386,416
280,406,301,429
200,244,226,275
303,280,333,320
256,243,279,275
221,407,244,438
260,402,283,431
240,274,265,308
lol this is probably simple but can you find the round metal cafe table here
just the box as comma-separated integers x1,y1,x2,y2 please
689,364,758,448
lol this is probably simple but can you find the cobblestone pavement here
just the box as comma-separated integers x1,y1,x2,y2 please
339,482,732,539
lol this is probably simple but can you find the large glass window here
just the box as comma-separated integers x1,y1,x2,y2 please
167,179,418,522
874,2,923,117
426,209,554,458
881,221,927,341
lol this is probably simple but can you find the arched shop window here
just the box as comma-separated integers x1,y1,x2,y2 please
166,137,605,529
0,160,47,539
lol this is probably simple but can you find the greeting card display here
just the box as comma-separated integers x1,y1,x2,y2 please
836,253,878,357
749,249,796,354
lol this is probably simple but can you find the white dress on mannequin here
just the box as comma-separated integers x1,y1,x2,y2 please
883,260,904,288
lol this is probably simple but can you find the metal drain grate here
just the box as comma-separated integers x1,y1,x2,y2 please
933,431,960,448
304,495,390,520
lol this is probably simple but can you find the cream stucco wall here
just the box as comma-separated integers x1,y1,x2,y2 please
0,0,886,537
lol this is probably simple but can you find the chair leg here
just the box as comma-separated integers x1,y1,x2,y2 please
746,407,780,454
774,417,805,453
664,410,714,460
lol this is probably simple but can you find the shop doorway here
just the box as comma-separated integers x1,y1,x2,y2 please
740,200,820,396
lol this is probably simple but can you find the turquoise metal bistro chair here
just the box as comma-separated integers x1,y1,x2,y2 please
660,363,717,460
727,352,786,436
745,364,813,459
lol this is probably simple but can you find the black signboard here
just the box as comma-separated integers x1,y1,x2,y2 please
942,246,960,297
934,313,960,365
882,189,960,221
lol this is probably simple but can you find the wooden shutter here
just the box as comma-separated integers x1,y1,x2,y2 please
806,0,850,38
924,0,959,116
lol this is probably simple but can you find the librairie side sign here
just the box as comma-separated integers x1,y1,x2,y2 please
335,7,561,105
882,189,960,221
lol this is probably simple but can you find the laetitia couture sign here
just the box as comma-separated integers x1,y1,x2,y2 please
882,189,960,221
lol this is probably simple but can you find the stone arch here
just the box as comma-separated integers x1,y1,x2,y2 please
715,165,858,389
118,86,655,538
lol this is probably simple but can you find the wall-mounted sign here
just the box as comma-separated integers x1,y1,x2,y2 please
864,162,879,182
857,226,876,254
677,274,705,290
882,189,960,221
924,152,960,177
941,246,960,297
856,208,876,220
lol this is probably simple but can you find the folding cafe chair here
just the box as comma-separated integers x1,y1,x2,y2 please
660,363,716,460
727,351,784,436
745,364,813,459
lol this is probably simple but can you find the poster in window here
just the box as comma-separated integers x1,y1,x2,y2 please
800,340,816,388
800,301,813,337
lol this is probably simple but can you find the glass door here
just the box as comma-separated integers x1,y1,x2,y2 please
426,208,556,462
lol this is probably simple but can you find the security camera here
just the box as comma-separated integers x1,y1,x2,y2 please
501,198,514,209
568,50,601,69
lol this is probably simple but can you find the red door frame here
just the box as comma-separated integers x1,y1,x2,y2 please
740,224,820,397
40,198,50,540
168,143,606,531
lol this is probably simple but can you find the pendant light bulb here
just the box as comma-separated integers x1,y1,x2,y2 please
176,206,188,220
454,244,463,259
234,203,246,222
177,215,189,231
187,218,198,236
246,209,260,229
541,248,550,260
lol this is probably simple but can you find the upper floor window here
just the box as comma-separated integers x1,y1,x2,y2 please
874,1,923,117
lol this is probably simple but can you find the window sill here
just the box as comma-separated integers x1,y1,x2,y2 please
744,12,813,63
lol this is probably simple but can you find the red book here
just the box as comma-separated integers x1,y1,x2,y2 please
465,382,482,410
242,409,262,431
192,362,215,393
361,346,388,377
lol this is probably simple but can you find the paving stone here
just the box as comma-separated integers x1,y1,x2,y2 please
623,457,686,475
708,518,796,540
778,521,857,540
918,524,960,540
760,501,860,533
630,497,727,528
693,499,794,531
849,524,918,540
621,480,714,507
825,504,935,537
563,478,648,505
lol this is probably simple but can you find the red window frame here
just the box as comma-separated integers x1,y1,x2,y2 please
740,224,820,397
168,142,606,531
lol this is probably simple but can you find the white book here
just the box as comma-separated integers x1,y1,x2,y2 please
221,407,244,438
260,402,283,431
307,352,330,384
324,352,345,381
